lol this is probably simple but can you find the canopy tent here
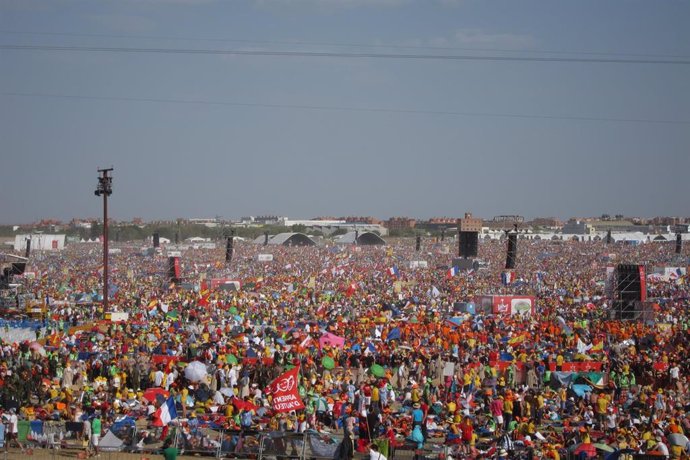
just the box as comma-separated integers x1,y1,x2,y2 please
267,233,317,247
99,430,124,451
335,231,386,245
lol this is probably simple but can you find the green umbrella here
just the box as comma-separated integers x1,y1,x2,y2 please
322,356,335,370
226,354,238,365
593,443,615,453
370,364,385,378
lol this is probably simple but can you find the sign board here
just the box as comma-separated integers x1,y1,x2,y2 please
106,312,130,322
475,295,536,316
443,362,455,377
167,250,182,257
210,278,241,291
257,254,274,262
409,261,428,269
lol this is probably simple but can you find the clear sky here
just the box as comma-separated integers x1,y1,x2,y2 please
1,0,688,224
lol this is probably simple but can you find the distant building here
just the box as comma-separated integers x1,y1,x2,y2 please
187,218,221,228
588,220,647,233
255,216,284,225
458,213,482,232
418,217,458,232
385,217,416,231
562,220,595,235
342,216,382,225
528,217,562,228
650,216,689,226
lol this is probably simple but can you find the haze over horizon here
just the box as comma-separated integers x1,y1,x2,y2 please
1,0,688,225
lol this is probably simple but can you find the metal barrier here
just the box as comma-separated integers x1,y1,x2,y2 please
11,426,452,459
177,423,224,457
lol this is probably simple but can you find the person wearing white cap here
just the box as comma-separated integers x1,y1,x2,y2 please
655,436,669,458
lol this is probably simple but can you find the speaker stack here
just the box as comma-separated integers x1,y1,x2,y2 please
505,232,518,269
615,264,647,320
226,235,234,263
153,232,160,248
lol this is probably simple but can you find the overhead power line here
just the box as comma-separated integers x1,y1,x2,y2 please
2,44,690,65
1,29,687,59
2,91,688,125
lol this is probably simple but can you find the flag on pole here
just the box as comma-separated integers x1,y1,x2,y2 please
265,366,305,413
388,266,399,277
447,266,459,279
501,271,515,286
153,396,178,426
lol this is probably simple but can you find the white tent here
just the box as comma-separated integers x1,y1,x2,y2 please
98,430,124,451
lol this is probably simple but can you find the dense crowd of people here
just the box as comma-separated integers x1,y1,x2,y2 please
0,235,688,459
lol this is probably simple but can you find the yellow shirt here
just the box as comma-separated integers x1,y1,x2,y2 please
597,396,608,414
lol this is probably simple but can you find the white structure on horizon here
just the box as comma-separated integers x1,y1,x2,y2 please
279,218,388,236
14,234,66,251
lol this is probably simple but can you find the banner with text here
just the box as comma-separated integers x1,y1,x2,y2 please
266,366,305,413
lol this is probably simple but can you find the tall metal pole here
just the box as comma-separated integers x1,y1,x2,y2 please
95,168,113,313
103,182,109,312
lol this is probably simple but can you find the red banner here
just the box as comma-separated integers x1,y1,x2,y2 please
152,355,184,366
173,257,181,279
265,366,304,413
639,265,647,301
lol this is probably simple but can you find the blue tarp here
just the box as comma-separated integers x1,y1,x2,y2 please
111,416,136,432
572,384,592,397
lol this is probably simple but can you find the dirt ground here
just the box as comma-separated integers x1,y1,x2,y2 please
0,449,215,460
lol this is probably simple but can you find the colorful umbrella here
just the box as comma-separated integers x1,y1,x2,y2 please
370,364,385,378
322,356,335,370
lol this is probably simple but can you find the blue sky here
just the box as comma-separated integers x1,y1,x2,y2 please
1,0,688,224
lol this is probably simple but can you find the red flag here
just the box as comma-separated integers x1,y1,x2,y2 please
198,281,211,307
265,366,304,413
345,282,357,298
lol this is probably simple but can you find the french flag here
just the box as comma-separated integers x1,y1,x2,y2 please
153,396,178,426
388,266,399,277
447,266,459,279
501,271,515,286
